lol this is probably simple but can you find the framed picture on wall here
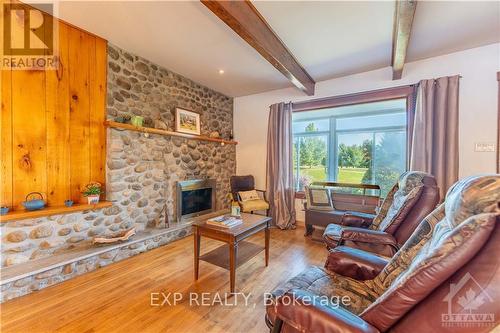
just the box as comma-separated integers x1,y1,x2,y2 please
175,108,201,135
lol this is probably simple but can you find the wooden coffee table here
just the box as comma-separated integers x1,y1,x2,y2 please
193,213,271,293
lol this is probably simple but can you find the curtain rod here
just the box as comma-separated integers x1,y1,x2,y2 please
268,75,463,109
286,75,463,109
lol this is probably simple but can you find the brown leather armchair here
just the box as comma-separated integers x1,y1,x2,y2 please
267,174,500,333
323,171,440,257
230,175,269,215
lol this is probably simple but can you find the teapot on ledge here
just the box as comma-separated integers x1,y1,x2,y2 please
22,192,46,211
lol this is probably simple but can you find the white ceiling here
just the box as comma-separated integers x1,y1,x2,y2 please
47,1,499,97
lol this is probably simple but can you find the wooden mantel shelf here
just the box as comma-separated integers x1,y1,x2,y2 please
0,201,113,223
105,121,238,145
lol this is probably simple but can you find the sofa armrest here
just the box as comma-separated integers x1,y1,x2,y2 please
273,289,379,333
325,246,389,280
340,212,376,228
341,227,398,247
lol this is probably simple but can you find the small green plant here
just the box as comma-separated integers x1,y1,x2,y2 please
82,182,102,197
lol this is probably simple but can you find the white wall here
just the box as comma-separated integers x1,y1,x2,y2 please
234,43,500,195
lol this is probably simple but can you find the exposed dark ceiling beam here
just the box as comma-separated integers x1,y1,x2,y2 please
392,0,417,80
201,0,315,96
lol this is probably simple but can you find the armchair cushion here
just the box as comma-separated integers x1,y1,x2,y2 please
240,199,269,212
273,289,379,333
369,172,425,233
325,246,388,281
238,190,260,202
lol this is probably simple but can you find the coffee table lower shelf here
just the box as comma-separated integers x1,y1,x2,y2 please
199,241,264,270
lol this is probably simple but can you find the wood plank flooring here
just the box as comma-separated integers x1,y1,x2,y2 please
1,226,326,333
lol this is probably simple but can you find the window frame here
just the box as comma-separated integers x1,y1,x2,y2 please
292,85,417,196
293,127,331,190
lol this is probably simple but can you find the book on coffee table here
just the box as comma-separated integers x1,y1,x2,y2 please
206,215,243,228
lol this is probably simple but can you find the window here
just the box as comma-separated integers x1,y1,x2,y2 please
292,98,408,196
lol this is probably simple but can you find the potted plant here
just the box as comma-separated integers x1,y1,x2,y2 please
82,182,102,205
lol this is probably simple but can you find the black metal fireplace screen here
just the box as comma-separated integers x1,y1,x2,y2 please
176,179,216,222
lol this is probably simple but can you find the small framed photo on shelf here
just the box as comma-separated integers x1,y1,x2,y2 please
175,108,201,135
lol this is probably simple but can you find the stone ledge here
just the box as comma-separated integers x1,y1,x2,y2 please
0,223,193,303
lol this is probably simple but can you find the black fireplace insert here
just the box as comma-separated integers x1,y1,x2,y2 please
176,179,216,222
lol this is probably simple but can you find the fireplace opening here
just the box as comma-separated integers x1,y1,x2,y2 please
177,179,216,222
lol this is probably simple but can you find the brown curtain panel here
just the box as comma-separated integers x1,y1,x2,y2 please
266,102,296,229
410,75,460,196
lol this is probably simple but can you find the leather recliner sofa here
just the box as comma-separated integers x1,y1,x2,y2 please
266,174,500,333
323,171,440,257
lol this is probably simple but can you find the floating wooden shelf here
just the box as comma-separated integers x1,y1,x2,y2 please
0,201,113,222
105,121,238,145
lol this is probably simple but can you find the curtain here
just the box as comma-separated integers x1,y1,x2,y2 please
266,102,296,229
409,75,460,196
406,85,418,169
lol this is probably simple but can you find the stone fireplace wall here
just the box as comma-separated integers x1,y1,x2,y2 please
0,44,235,268
106,44,235,224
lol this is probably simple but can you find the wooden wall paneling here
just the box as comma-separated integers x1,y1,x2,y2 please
2,4,108,212
10,13,48,209
1,48,13,208
68,28,92,202
45,20,71,206
89,37,107,190
11,69,48,209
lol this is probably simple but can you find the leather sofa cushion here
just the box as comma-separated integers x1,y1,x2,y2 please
361,175,500,331
323,224,343,247
369,204,446,296
361,212,497,332
341,228,398,247
323,224,398,250
325,246,389,281
341,212,375,228
389,217,500,333
370,175,500,297
370,172,426,233
274,289,379,333
268,266,378,318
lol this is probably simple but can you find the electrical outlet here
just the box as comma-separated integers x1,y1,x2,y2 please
474,142,496,152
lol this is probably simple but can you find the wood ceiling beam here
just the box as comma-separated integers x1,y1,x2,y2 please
391,0,417,80
201,0,315,96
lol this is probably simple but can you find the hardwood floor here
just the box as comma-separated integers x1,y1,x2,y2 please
1,226,326,333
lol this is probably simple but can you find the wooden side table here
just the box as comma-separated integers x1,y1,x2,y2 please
193,213,271,293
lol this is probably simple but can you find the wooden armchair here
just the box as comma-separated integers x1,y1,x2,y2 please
230,175,269,216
